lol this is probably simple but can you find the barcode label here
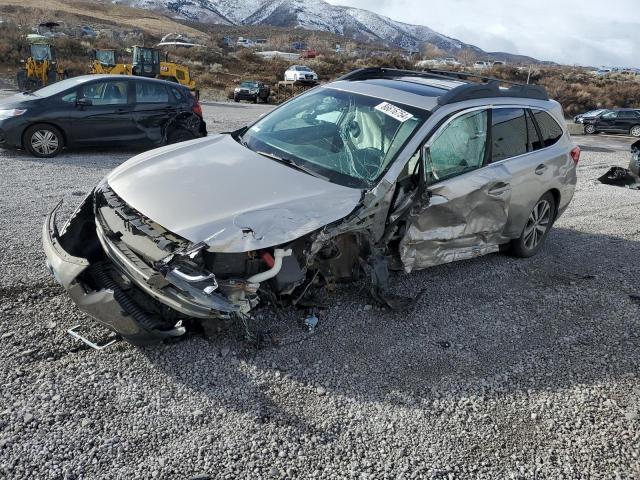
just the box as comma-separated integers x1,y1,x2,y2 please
375,102,413,122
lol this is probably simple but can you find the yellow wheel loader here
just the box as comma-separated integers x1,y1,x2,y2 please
89,46,198,98
132,46,198,98
17,36,67,91
88,49,131,75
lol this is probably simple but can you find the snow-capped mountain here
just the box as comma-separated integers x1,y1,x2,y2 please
116,0,473,52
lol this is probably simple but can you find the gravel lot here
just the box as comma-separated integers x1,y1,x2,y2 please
0,89,639,479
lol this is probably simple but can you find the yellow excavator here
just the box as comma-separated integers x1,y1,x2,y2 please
17,32,67,90
89,46,198,97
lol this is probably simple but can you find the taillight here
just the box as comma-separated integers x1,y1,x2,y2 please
192,99,203,117
570,146,581,165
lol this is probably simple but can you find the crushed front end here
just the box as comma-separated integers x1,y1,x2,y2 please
42,184,310,346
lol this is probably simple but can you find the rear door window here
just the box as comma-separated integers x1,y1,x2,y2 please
135,82,169,103
491,108,527,162
532,110,564,147
619,111,638,119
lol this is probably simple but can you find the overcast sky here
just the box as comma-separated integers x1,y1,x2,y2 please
327,0,639,66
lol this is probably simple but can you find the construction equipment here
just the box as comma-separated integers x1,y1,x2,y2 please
17,25,67,91
89,45,198,97
88,49,130,75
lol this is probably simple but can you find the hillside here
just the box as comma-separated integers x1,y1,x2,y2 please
0,0,208,39
117,0,540,63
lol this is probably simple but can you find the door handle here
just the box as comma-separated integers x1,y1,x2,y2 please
535,164,548,175
116,108,128,114
488,182,510,196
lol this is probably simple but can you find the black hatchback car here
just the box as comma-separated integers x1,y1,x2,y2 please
583,108,640,137
0,75,206,158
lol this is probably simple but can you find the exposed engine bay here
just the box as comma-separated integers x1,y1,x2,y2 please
48,175,422,345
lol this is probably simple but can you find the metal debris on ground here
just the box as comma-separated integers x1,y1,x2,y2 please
597,167,639,189
304,314,319,332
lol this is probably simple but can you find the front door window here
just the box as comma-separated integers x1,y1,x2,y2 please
427,109,488,182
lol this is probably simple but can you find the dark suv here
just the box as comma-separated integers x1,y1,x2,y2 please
0,75,206,158
583,108,640,137
233,81,270,103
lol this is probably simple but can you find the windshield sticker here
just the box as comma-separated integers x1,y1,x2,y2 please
375,102,413,122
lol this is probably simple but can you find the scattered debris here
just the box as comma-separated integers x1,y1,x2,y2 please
304,314,319,332
597,167,639,189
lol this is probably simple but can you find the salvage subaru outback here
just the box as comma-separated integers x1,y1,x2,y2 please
43,68,579,346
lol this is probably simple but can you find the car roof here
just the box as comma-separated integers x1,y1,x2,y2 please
329,68,552,112
62,74,189,88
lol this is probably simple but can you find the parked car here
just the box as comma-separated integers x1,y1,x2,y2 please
233,80,270,103
43,68,578,346
0,75,206,158
583,109,640,137
473,61,491,70
79,25,97,38
573,109,608,124
300,49,317,59
284,65,318,83
236,37,255,48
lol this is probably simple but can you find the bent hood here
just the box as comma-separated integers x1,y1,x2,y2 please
106,134,362,252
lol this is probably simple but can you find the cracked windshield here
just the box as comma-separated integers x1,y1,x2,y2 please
241,88,429,187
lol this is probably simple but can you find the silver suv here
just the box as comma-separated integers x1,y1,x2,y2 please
43,68,579,346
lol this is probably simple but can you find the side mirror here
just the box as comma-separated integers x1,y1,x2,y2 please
76,97,92,107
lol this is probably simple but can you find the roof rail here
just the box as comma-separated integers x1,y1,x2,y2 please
336,67,550,105
422,69,527,86
336,67,467,83
437,82,549,105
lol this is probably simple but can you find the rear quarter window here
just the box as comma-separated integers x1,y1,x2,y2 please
169,87,186,103
532,110,564,147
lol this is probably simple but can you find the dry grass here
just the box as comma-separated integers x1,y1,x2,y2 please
0,0,207,39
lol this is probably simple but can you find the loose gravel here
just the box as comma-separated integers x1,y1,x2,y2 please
0,92,639,479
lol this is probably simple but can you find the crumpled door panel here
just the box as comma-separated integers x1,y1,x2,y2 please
399,164,512,272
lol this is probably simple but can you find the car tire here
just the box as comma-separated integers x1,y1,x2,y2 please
584,124,596,134
167,129,196,144
509,192,556,258
630,125,640,138
24,124,64,158
233,96,239,103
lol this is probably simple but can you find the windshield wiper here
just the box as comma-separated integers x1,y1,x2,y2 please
255,151,329,181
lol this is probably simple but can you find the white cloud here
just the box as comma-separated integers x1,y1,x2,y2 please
326,0,640,66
